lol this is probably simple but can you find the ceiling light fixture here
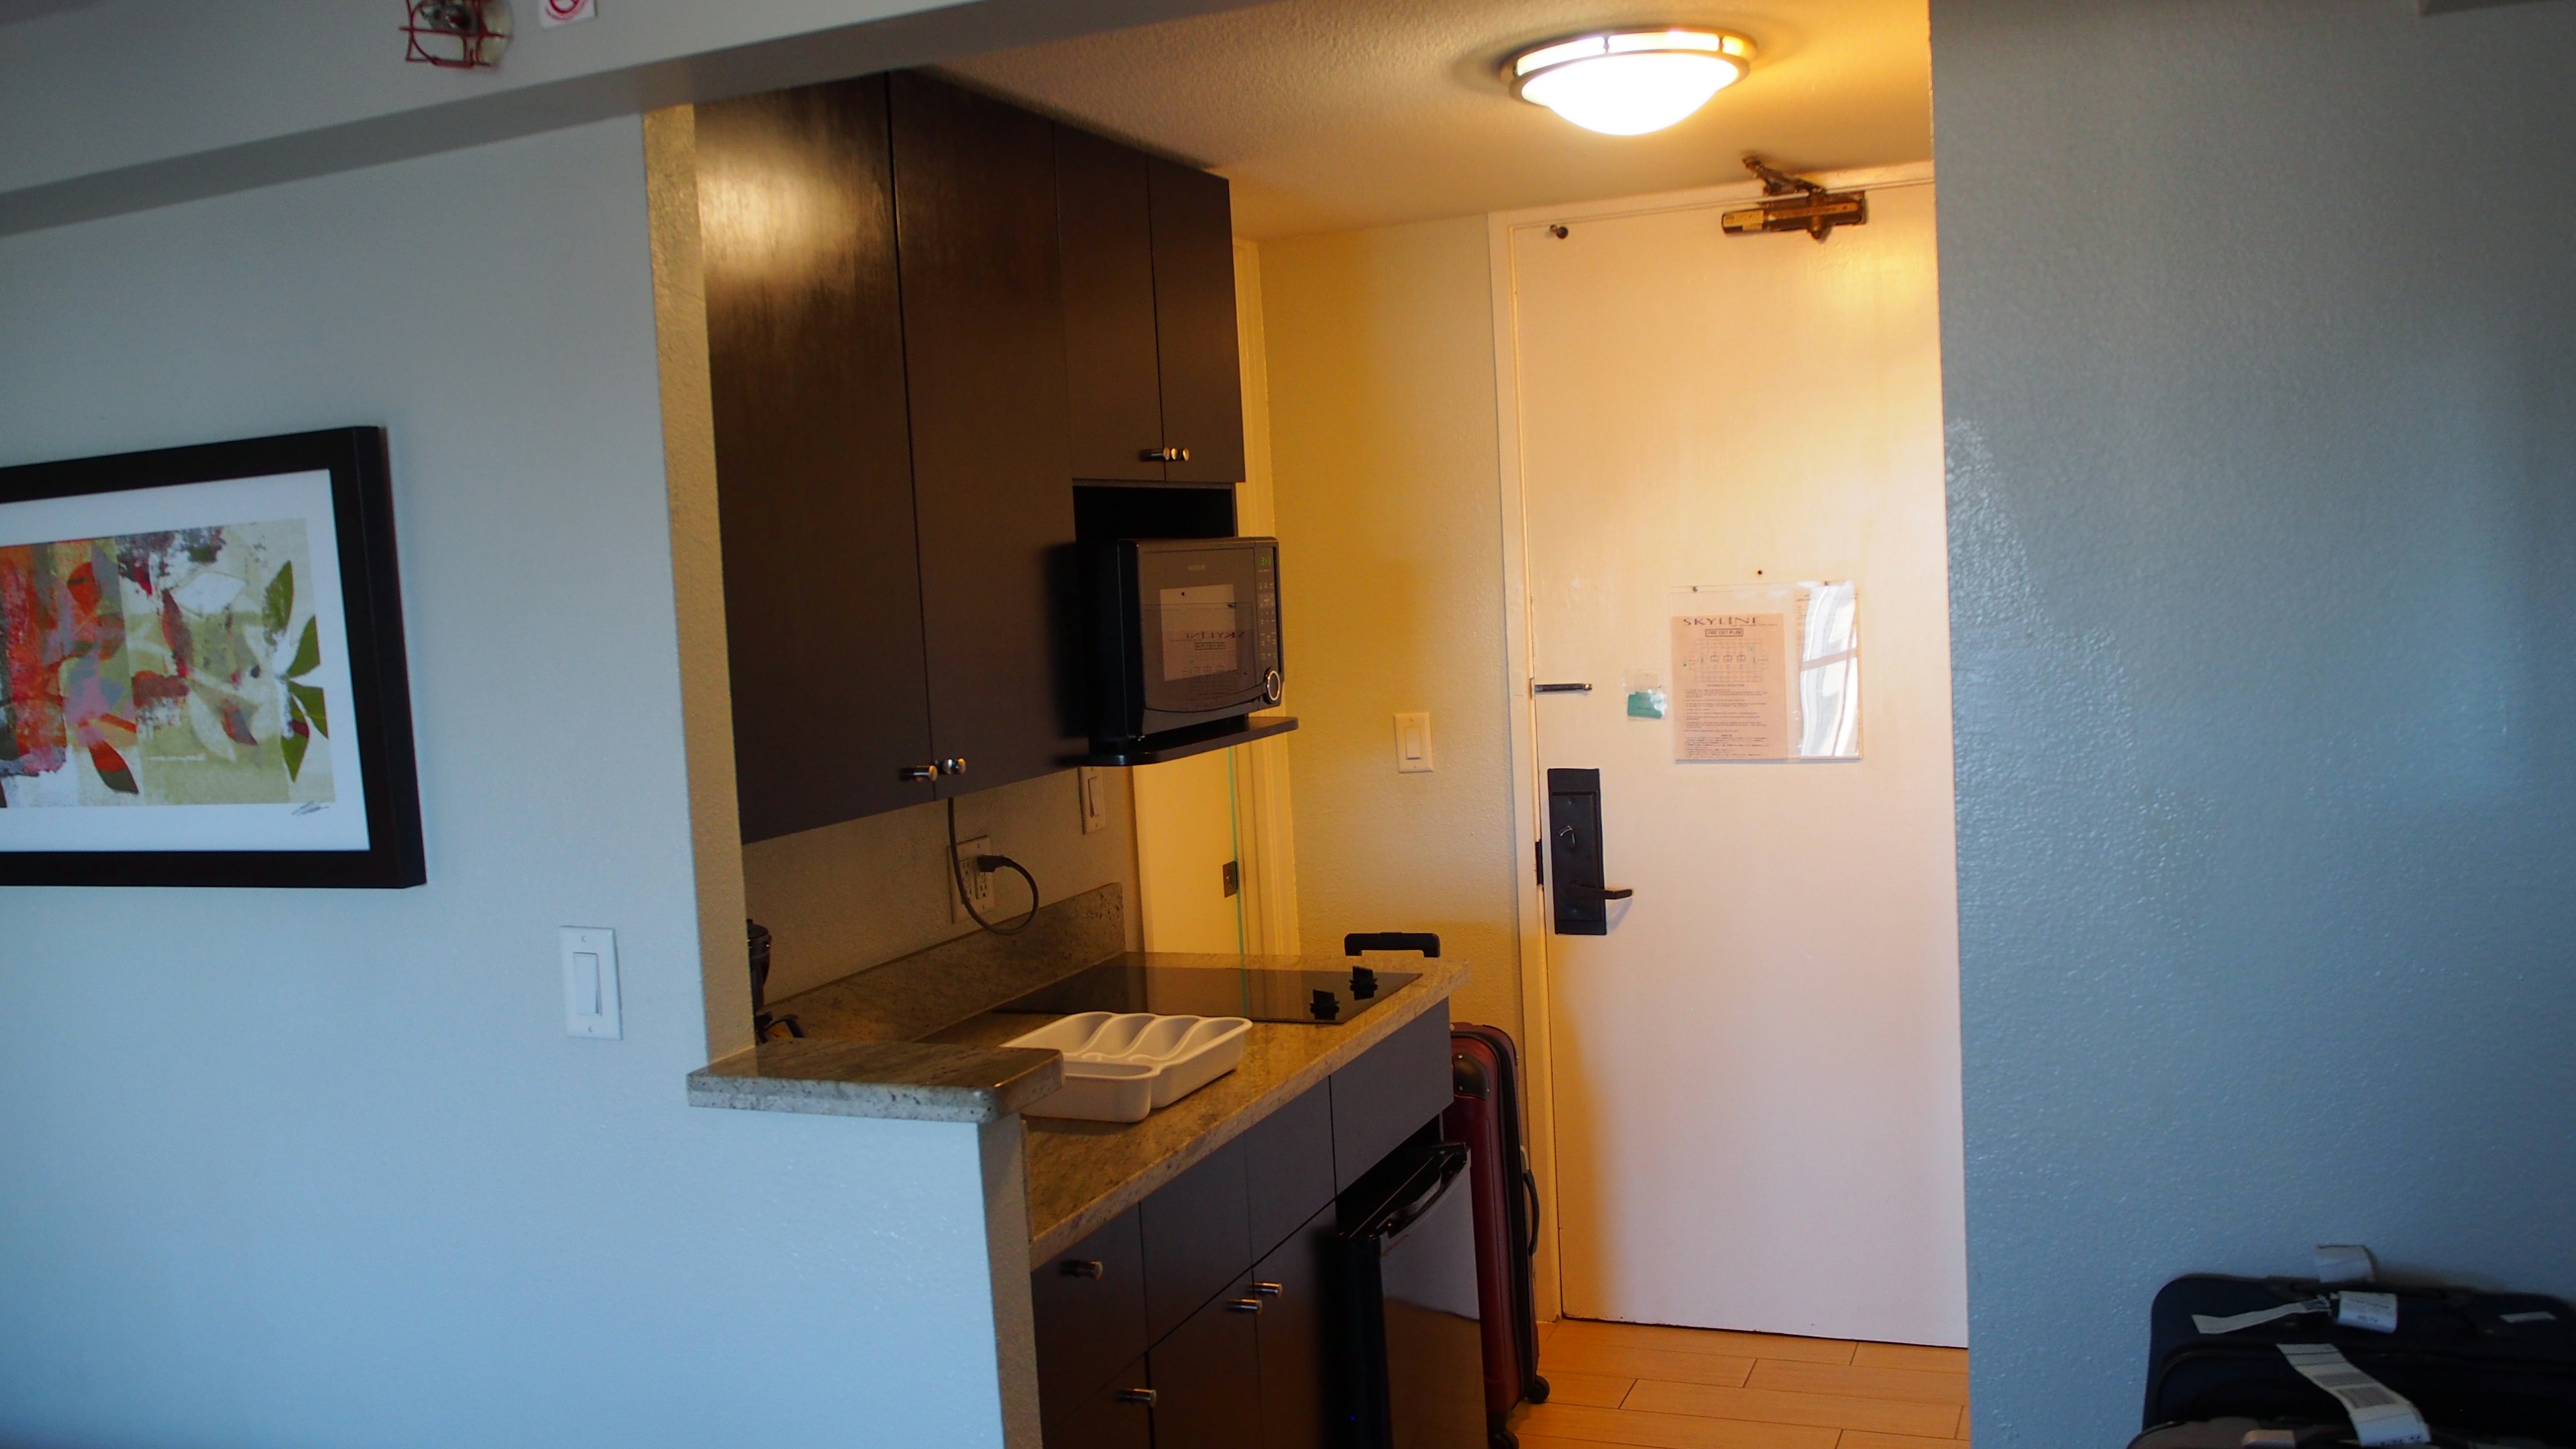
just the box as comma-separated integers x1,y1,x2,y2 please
1507,28,1755,136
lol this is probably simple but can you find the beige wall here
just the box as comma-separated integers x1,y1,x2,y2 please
1258,217,1523,1036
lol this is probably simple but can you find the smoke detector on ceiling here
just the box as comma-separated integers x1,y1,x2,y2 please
1506,28,1756,136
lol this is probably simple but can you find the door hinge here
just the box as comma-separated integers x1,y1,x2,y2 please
1535,840,1545,887
1222,860,1240,898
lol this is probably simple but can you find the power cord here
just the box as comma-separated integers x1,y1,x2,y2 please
947,796,1039,936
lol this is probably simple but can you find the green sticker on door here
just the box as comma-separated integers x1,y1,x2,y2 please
1623,669,1666,719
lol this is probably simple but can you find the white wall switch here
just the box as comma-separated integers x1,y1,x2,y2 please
953,836,996,922
1078,766,1108,835
559,927,622,1040
1395,712,1435,773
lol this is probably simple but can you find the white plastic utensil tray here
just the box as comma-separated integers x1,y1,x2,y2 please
1008,1012,1252,1123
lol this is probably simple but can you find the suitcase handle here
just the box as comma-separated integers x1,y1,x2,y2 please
1345,931,1441,958
1519,1162,1543,1258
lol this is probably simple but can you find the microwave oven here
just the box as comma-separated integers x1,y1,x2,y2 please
1085,537,1283,743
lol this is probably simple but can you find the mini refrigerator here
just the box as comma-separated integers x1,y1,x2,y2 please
1337,1136,1488,1449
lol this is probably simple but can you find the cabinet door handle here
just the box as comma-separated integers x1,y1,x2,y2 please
1114,1388,1158,1405
898,765,936,782
1061,1258,1104,1279
1252,1281,1285,1298
1140,445,1191,463
936,757,967,777
1226,1297,1263,1313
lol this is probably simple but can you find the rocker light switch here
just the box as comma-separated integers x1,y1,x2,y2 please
561,927,622,1040
1395,712,1435,773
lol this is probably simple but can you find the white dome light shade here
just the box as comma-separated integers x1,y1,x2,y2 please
1510,29,1754,136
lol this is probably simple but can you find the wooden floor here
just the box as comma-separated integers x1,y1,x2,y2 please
1509,1318,1970,1449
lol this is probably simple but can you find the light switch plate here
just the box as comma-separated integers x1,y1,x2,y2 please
1078,767,1108,835
953,836,996,922
1395,712,1435,773
559,927,622,1040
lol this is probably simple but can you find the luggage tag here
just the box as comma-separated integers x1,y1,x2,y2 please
2336,1292,2400,1334
2277,1343,2431,1447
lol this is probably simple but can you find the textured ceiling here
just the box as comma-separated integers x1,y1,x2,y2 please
943,0,1931,239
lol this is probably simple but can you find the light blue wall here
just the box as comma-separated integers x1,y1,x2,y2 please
1931,0,2576,1442
0,119,1008,1448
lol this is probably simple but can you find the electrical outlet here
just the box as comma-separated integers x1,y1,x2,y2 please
953,835,996,922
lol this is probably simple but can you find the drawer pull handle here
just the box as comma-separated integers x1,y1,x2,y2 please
1114,1388,1158,1405
1252,1281,1285,1298
1227,1297,1264,1313
1061,1258,1105,1279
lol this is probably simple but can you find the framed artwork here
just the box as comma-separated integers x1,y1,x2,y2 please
0,427,425,888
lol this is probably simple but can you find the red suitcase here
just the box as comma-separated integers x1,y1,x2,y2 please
1446,1024,1550,1448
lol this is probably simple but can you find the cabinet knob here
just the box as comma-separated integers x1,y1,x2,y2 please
937,757,967,777
1140,445,1191,463
898,765,936,783
1114,1388,1158,1406
1061,1258,1105,1279
1252,1281,1285,1298
1226,1297,1264,1313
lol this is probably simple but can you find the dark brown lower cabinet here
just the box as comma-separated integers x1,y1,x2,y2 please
1148,1281,1265,1448
1256,1205,1338,1449
1034,1013,1450,1446
1043,1354,1154,1449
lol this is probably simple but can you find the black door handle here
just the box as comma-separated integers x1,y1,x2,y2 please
1547,768,1623,935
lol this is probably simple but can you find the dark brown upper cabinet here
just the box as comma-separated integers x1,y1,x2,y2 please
699,73,1248,837
888,72,1083,799
698,76,934,840
1147,158,1248,486
1057,133,1246,486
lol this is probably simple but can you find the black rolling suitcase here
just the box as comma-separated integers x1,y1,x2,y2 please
2129,1419,2514,1448
2143,1273,2576,1443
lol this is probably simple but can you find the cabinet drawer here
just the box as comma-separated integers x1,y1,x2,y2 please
1148,1279,1265,1449
1032,1206,1148,1413
1139,1134,1252,1342
1042,1352,1154,1449
1330,1004,1454,1190
1241,1083,1334,1258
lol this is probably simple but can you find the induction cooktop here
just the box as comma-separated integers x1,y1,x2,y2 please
996,960,1419,1026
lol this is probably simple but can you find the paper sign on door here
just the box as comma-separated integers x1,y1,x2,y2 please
1670,582,1860,761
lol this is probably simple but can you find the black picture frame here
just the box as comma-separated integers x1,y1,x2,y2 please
0,427,425,888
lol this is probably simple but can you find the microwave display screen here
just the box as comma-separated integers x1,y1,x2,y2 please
1159,583,1241,681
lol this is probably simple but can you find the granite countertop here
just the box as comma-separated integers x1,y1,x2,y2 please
928,954,1466,1260
684,884,1467,1256
686,885,1127,1124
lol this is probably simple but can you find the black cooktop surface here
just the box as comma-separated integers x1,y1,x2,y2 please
997,961,1419,1026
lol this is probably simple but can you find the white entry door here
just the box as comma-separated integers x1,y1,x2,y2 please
1507,179,1966,1344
